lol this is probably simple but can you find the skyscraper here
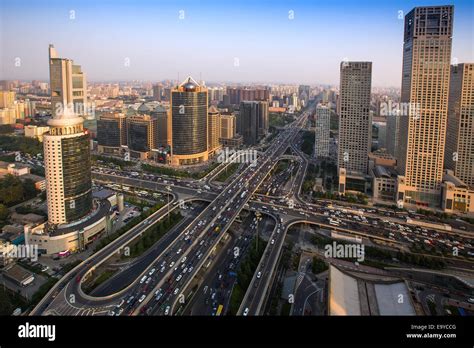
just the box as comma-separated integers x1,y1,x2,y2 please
444,63,474,188
396,6,454,207
337,61,372,176
153,84,163,102
44,46,92,225
48,44,88,119
314,104,331,158
170,77,208,165
208,106,221,155
238,101,268,145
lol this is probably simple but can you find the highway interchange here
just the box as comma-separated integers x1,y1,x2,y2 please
30,104,474,317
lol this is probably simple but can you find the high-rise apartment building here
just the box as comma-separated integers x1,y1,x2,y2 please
48,44,88,118
314,104,331,158
396,6,454,206
0,91,15,108
337,61,372,176
170,77,208,165
444,63,474,188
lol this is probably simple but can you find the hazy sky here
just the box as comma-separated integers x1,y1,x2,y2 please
1,0,472,86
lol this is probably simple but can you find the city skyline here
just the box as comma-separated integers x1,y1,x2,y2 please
1,0,473,87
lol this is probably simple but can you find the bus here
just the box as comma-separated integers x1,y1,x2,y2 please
216,304,224,316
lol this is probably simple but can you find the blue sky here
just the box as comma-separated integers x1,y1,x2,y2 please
0,0,472,86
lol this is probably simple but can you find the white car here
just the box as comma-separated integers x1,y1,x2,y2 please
257,272,262,279
271,239,275,245
243,308,249,316
138,294,146,303
164,306,171,315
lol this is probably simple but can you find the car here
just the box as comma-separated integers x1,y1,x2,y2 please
169,262,175,268
176,274,182,282
257,272,262,279
243,308,249,316
160,266,166,273
173,288,180,295
149,268,156,276
138,294,146,303
164,306,171,315
126,296,135,304
176,248,182,254
271,239,275,245
468,298,474,304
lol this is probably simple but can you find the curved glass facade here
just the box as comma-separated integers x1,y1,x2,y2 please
171,91,208,155
61,133,92,222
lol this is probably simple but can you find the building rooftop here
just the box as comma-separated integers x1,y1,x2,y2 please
328,265,416,316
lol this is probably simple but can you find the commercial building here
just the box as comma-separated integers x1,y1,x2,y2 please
328,265,416,316
208,105,221,156
337,61,372,175
441,170,474,214
24,45,109,255
97,112,127,155
24,125,50,142
220,113,236,140
170,77,208,165
337,62,372,194
151,104,171,149
314,104,331,158
126,114,157,159
444,63,474,188
298,85,311,106
396,6,454,207
238,101,268,145
48,44,88,118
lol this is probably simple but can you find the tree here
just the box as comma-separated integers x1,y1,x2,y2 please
0,204,9,221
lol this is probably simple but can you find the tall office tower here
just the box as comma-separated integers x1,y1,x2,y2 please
96,112,127,153
386,114,400,157
257,101,269,138
163,88,172,102
220,114,236,139
43,100,92,225
298,85,311,106
0,91,15,108
126,114,157,159
314,104,331,158
238,101,269,145
397,6,454,206
48,44,88,118
153,84,163,102
208,106,221,154
445,63,474,187
170,77,208,165
238,101,258,145
337,61,372,175
151,105,171,149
